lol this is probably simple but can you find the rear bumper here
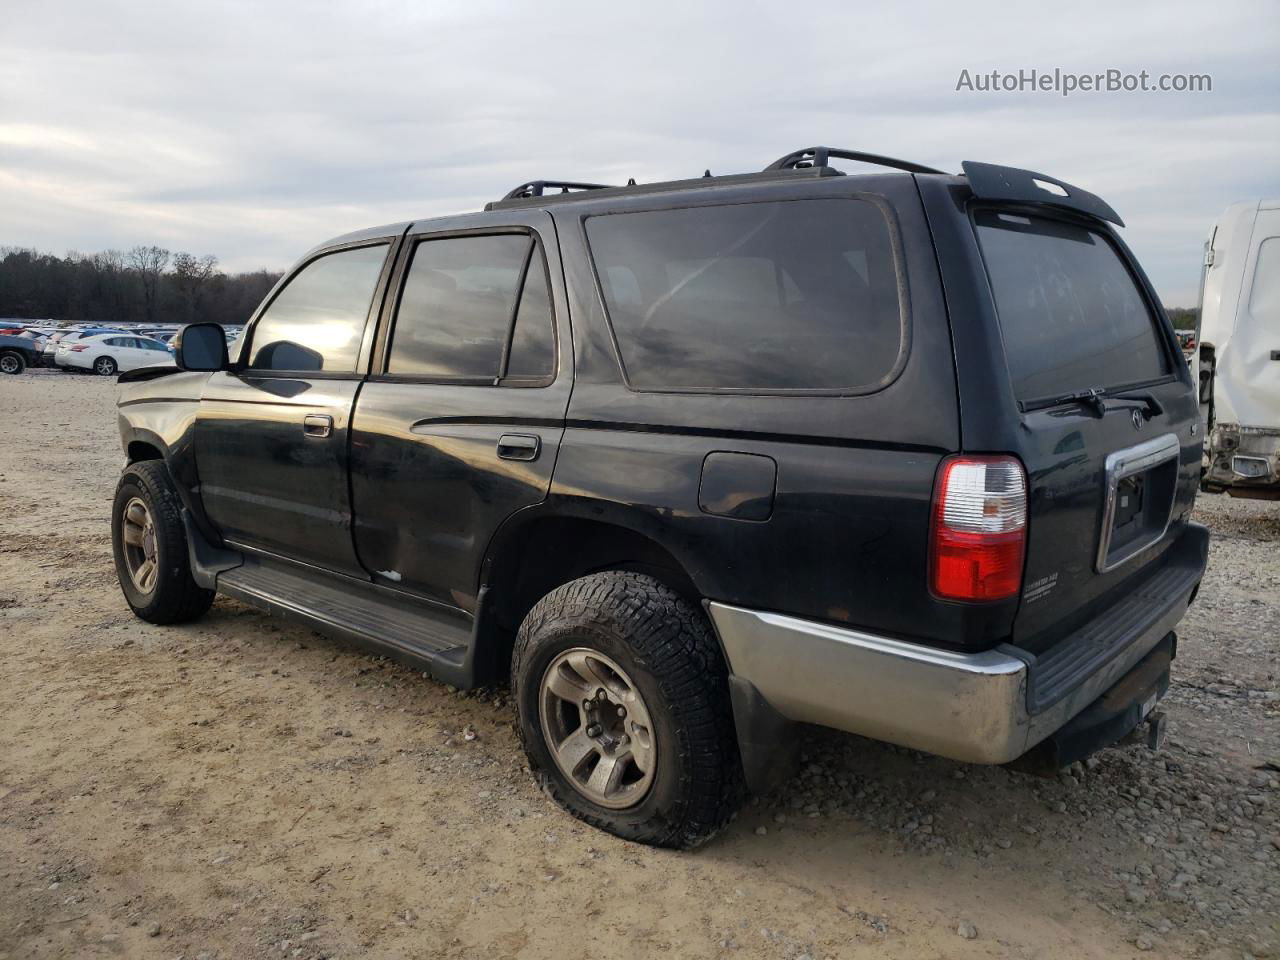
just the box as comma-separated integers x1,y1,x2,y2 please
709,523,1208,766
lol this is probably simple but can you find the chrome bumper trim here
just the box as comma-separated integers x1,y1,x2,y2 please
707,598,1187,765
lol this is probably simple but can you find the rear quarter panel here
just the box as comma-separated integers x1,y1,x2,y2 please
543,175,1008,647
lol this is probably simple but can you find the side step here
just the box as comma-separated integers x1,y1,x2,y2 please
217,555,475,687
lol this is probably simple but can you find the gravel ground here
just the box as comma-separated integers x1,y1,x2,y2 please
0,371,1277,960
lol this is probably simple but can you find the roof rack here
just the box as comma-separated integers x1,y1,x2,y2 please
765,146,945,176
501,180,614,201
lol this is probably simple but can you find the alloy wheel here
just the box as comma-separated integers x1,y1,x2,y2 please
121,497,159,593
538,647,657,809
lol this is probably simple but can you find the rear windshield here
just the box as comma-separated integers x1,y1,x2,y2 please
974,210,1170,402
586,199,904,393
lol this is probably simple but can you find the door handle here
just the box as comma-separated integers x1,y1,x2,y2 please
303,414,333,438
497,433,540,461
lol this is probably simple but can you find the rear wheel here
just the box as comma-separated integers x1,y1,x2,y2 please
112,461,214,624
0,350,25,375
94,355,118,376
512,571,743,848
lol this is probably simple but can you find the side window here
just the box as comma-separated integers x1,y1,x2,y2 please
105,337,126,347
248,244,388,373
586,199,904,393
386,233,555,383
505,242,555,380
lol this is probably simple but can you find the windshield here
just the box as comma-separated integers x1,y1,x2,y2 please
974,210,1170,402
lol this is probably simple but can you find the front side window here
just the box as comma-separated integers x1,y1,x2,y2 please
974,211,1170,402
248,243,388,373
586,199,905,393
387,233,555,382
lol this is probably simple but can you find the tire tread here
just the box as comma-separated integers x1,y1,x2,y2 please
113,460,214,624
512,571,743,848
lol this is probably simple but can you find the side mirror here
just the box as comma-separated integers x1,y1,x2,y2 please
173,323,229,372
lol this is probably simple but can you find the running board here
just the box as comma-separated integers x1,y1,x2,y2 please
217,556,474,687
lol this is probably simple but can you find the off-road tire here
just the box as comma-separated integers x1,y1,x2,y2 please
112,460,215,624
512,571,743,848
0,350,25,375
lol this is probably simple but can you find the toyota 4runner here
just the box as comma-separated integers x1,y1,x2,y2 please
111,146,1209,848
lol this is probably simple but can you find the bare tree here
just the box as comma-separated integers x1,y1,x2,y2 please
171,252,220,324
127,245,171,324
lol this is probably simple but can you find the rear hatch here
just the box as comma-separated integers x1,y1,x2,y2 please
971,207,1200,652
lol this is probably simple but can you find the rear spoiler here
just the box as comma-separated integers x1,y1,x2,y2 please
962,161,1125,227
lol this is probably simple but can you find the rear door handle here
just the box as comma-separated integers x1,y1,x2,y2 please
497,433,540,461
303,414,333,438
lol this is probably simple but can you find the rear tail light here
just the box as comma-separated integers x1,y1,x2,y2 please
930,455,1027,602
70,345,90,352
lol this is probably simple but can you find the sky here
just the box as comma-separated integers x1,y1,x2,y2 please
1,0,1277,306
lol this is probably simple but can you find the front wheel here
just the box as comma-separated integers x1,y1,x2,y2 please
111,461,214,624
512,571,743,848
94,355,118,376
0,350,25,375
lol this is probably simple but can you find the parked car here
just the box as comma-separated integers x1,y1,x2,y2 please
44,328,128,368
61,333,172,375
1195,199,1280,498
112,147,1207,848
0,333,43,374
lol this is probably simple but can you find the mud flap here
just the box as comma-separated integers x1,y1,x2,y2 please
728,675,799,795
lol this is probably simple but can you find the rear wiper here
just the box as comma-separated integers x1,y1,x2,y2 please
1022,386,1108,417
1020,387,1165,421
1109,391,1164,420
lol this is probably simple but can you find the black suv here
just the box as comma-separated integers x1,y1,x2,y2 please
111,147,1208,848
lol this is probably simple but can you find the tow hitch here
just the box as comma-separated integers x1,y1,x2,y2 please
1124,709,1168,752
1009,633,1175,776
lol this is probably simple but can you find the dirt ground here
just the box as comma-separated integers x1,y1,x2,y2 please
1,371,1277,960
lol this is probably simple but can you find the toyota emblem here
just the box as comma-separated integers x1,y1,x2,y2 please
1131,409,1143,430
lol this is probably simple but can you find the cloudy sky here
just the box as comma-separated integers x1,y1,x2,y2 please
1,0,1276,305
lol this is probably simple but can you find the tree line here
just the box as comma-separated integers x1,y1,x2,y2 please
0,246,282,328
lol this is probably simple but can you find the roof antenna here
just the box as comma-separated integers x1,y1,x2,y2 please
703,169,712,178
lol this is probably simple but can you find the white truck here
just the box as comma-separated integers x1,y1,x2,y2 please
1196,199,1280,498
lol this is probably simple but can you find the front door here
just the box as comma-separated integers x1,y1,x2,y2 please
349,211,571,613
194,238,396,577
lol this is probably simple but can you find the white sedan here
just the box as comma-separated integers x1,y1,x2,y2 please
59,334,173,376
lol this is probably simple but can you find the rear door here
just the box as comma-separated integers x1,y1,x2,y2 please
194,239,396,576
968,207,1199,649
348,210,570,615
116,336,150,371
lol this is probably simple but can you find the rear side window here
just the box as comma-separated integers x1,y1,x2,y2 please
974,211,1170,401
387,234,555,383
248,243,388,373
586,199,904,393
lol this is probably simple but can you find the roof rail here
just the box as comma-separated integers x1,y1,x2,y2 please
765,146,945,176
501,180,614,201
